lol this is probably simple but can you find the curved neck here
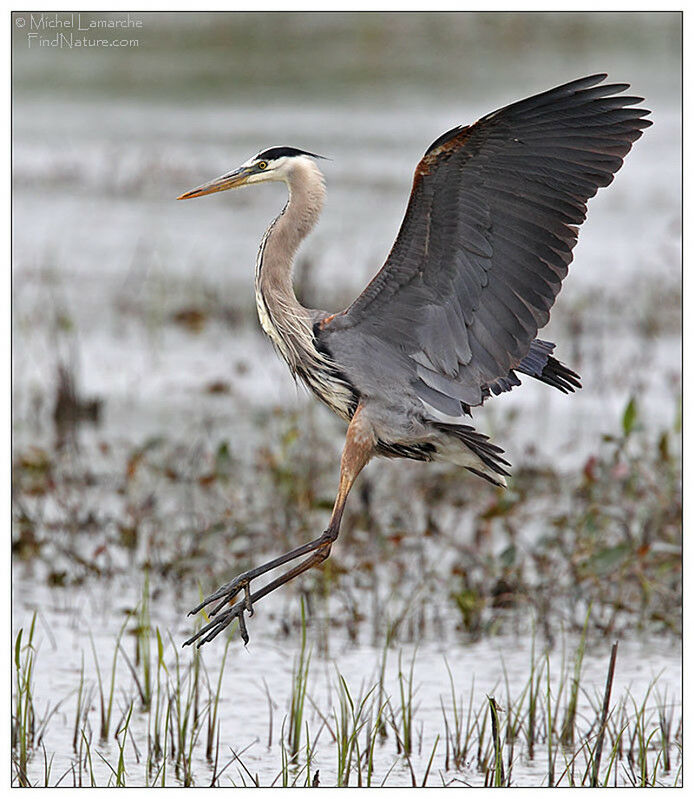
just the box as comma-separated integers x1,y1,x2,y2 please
254,158,326,371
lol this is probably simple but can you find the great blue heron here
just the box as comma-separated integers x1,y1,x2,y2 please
179,74,650,647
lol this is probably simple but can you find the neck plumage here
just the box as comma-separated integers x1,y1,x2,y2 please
254,158,326,376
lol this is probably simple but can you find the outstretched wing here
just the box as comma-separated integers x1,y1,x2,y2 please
320,75,651,409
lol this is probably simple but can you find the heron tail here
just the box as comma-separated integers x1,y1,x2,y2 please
487,339,581,397
432,423,511,487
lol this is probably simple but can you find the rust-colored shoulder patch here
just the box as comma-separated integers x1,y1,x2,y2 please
412,158,432,188
413,124,474,189
427,124,473,159
318,312,347,331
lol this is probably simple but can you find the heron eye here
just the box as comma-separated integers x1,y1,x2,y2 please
258,161,268,170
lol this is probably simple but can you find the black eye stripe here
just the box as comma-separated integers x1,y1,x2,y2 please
255,146,320,161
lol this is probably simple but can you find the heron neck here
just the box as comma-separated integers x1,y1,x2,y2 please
254,159,326,370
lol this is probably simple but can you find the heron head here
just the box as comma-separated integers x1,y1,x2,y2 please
177,147,325,200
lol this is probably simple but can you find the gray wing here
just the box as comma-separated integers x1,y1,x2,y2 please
318,74,651,412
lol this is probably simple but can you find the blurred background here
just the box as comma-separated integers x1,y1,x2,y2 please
11,12,682,787
13,11,681,460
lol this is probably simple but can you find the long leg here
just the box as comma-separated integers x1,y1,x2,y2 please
184,405,374,647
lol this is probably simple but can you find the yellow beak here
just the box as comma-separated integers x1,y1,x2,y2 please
177,167,251,200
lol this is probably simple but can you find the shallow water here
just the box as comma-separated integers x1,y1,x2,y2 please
12,11,681,787
13,576,682,787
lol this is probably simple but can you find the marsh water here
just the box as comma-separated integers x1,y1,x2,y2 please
12,12,681,786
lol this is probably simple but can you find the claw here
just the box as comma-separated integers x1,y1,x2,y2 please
237,610,250,645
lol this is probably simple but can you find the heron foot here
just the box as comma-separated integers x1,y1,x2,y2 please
183,534,335,648
183,594,251,648
183,572,255,648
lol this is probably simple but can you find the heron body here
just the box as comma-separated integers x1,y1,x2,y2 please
179,75,650,646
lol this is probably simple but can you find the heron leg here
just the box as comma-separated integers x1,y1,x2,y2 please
184,405,374,647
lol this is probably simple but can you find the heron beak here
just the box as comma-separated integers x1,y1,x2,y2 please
177,166,251,200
